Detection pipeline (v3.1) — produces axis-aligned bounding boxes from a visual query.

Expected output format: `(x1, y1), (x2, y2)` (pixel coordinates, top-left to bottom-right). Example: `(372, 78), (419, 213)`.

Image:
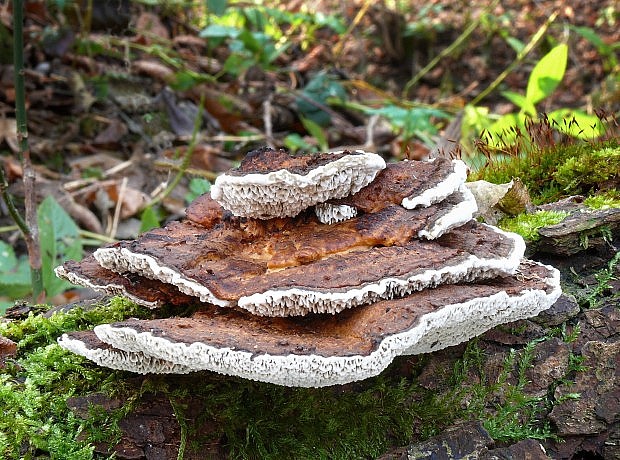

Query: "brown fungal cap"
(210, 148), (386, 219)
(54, 255), (198, 308)
(327, 158), (468, 213)
(227, 147), (355, 176)
(88, 260), (560, 387)
(184, 192), (227, 228)
(93, 217), (524, 316)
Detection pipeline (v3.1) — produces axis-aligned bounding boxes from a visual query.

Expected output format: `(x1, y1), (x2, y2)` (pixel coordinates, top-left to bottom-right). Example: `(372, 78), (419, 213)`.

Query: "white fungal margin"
(54, 265), (161, 309)
(93, 225), (526, 317)
(237, 224), (526, 316)
(92, 261), (561, 387)
(417, 185), (478, 240)
(401, 159), (468, 209)
(93, 247), (232, 307)
(210, 150), (386, 219)
(58, 334), (196, 374)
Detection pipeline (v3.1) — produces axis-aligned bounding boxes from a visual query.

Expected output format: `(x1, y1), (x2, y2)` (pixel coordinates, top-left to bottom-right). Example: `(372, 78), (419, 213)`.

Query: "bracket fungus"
(56, 148), (562, 387)
(210, 147), (386, 219)
(58, 260), (560, 387)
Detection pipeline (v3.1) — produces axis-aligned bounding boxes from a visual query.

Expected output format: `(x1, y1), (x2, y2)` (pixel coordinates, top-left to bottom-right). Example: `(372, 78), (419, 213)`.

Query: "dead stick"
(13, 0), (44, 301)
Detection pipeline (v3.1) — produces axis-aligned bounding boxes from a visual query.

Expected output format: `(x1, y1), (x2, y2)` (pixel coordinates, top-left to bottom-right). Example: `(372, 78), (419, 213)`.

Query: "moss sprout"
(554, 146), (620, 193)
(583, 190), (620, 210)
(498, 210), (570, 241)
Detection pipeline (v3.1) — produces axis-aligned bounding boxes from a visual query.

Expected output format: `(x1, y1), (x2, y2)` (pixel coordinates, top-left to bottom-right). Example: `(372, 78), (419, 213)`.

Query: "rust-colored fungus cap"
(210, 148), (386, 219)
(92, 212), (523, 316)
(54, 256), (198, 309)
(314, 158), (469, 224)
(58, 261), (561, 387)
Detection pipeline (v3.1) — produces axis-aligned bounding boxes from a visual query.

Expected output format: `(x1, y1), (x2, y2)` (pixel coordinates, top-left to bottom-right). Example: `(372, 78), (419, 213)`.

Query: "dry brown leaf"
(135, 12), (170, 41)
(132, 60), (175, 83)
(0, 117), (17, 152)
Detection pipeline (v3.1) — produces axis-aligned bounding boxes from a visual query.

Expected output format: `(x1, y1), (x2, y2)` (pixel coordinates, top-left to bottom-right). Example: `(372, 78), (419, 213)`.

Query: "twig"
(79, 229), (117, 245)
(12, 0), (44, 301)
(402, 1), (499, 98)
(333, 0), (374, 59)
(149, 96), (205, 207)
(108, 176), (127, 239)
(470, 10), (560, 106)
(262, 94), (274, 149)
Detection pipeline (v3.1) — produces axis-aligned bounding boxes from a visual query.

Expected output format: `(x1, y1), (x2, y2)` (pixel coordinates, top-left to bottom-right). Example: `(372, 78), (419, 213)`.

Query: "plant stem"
(150, 96), (205, 207)
(470, 10), (559, 106)
(13, 0), (44, 302)
(402, 3), (495, 99)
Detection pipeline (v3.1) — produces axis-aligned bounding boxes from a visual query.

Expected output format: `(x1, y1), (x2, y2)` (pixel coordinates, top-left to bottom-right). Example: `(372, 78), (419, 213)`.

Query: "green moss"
(583, 190), (620, 210)
(0, 297), (574, 458)
(554, 146), (620, 193)
(0, 298), (150, 459)
(472, 138), (619, 204)
(498, 210), (570, 241)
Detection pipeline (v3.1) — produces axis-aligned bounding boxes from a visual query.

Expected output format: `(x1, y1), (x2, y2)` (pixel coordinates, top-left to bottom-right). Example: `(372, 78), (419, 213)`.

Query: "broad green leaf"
(0, 241), (35, 300)
(283, 133), (316, 153)
(296, 72), (346, 126)
(222, 52), (254, 76)
(139, 206), (161, 234)
(526, 44), (568, 105)
(37, 196), (83, 299)
(0, 261), (30, 286)
(300, 116), (328, 151)
(547, 109), (604, 139)
(184, 178), (211, 205)
(0, 241), (17, 272)
(368, 105), (448, 141)
(486, 113), (523, 147)
(199, 24), (240, 39)
(501, 91), (536, 116)
(207, 0), (228, 16)
(462, 104), (492, 137)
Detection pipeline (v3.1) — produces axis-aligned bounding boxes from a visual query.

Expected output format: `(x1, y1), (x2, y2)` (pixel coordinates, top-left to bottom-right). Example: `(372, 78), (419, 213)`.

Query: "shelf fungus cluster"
(56, 148), (562, 387)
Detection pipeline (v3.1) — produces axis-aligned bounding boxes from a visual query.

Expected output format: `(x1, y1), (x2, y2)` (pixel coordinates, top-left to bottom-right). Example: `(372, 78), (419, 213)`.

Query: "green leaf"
(207, 0), (228, 16)
(569, 25), (617, 69)
(283, 133), (316, 153)
(501, 91), (536, 116)
(185, 178), (211, 204)
(525, 44), (568, 105)
(199, 24), (240, 39)
(368, 105), (448, 142)
(487, 113), (523, 147)
(300, 116), (328, 151)
(37, 196), (83, 298)
(505, 36), (525, 54)
(139, 205), (162, 234)
(296, 72), (346, 126)
(223, 52), (254, 76)
(0, 241), (17, 273)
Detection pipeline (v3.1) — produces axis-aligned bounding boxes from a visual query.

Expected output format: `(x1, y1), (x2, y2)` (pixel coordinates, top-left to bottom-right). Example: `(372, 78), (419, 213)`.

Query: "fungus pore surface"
(210, 148), (386, 219)
(64, 261), (561, 387)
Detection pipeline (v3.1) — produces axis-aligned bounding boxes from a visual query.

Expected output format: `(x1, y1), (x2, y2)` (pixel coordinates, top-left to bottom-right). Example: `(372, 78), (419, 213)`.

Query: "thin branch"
(149, 96), (205, 207)
(402, 8), (488, 99)
(470, 10), (560, 106)
(13, 0), (44, 301)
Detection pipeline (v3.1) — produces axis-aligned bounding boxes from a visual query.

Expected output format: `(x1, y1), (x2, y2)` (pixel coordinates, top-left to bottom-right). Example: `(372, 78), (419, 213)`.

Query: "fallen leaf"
(0, 117), (17, 152)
